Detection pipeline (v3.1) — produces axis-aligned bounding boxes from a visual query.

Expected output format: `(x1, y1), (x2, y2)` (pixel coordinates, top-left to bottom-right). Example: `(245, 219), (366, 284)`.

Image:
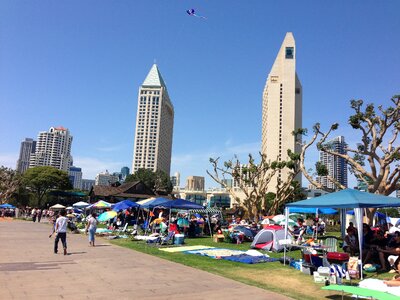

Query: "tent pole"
(206, 210), (213, 238)
(354, 208), (364, 280)
(284, 207), (289, 266)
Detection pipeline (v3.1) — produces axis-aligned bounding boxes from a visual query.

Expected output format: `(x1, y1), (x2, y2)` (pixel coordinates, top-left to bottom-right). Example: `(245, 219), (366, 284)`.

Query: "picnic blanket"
(159, 245), (215, 253)
(186, 248), (245, 258)
(222, 254), (279, 264)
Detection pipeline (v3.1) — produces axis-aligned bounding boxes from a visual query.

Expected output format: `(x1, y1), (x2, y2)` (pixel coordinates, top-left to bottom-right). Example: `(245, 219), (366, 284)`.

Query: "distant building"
(262, 32), (302, 191)
(132, 64), (174, 175)
(316, 136), (348, 191)
(16, 138), (36, 173)
(221, 179), (233, 188)
(95, 170), (119, 186)
(29, 126), (73, 171)
(121, 166), (130, 181)
(81, 179), (95, 191)
(68, 166), (82, 189)
(306, 188), (329, 199)
(171, 172), (180, 189)
(186, 176), (205, 191)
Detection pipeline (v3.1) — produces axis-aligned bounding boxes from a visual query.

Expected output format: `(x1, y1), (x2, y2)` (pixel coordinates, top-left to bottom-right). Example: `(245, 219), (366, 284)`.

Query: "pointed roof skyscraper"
(142, 64), (167, 88)
(132, 64), (174, 176)
(262, 32), (302, 191)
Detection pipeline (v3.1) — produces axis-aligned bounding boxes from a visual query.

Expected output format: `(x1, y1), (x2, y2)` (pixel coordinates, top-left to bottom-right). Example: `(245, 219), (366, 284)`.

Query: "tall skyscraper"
(121, 166), (130, 181)
(316, 136), (348, 191)
(132, 64), (174, 175)
(29, 126), (73, 171)
(262, 32), (302, 188)
(16, 138), (36, 173)
(68, 166), (83, 189)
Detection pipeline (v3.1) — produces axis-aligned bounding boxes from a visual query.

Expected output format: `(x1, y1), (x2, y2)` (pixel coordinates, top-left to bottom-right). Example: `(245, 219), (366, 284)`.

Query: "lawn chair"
(115, 223), (128, 235)
(324, 236), (338, 252)
(147, 231), (175, 247)
(158, 231), (175, 246)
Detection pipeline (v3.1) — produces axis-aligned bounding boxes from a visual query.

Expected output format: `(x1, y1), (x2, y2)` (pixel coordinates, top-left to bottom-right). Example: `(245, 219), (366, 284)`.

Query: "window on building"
(285, 47), (294, 59)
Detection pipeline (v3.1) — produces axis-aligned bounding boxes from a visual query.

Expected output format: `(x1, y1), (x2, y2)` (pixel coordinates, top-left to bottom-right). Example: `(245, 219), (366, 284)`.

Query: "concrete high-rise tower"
(29, 126), (73, 171)
(132, 64), (174, 175)
(316, 136), (348, 191)
(16, 138), (36, 173)
(262, 32), (302, 188)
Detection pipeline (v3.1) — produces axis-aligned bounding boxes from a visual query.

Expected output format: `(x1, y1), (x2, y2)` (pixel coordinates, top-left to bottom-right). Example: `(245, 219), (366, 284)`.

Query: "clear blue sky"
(1, 1), (399, 188)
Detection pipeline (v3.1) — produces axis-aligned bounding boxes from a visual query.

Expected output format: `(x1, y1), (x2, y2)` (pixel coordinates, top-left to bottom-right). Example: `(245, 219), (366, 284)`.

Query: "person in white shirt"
(54, 210), (68, 255)
(86, 213), (98, 247)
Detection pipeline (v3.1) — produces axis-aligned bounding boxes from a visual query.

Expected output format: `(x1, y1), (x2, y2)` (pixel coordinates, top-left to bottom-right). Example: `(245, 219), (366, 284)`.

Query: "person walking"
(54, 210), (68, 255)
(37, 209), (42, 223)
(86, 213), (98, 247)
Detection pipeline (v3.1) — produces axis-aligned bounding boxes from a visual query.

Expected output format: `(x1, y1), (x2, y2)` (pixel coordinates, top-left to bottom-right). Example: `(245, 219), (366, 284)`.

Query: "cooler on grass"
(174, 234), (185, 245)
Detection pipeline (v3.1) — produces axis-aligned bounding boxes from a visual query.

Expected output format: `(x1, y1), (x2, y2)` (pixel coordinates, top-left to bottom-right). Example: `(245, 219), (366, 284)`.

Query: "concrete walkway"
(0, 220), (290, 300)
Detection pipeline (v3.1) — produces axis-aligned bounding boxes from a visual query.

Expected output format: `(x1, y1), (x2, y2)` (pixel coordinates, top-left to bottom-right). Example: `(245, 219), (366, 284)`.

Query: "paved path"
(0, 220), (290, 300)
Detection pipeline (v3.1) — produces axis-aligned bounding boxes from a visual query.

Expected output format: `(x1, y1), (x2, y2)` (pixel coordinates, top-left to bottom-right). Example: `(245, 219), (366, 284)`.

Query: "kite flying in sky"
(186, 9), (207, 19)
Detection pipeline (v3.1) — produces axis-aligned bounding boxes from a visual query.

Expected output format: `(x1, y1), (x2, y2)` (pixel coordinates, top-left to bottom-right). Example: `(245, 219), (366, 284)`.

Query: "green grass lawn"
(109, 232), (394, 300)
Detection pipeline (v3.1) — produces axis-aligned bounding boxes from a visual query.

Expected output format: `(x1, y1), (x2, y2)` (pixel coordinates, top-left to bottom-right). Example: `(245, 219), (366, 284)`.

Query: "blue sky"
(1, 1), (399, 188)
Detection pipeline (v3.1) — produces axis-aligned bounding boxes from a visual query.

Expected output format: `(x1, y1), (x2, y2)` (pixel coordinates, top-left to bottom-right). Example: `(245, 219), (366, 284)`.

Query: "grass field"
(109, 234), (392, 300)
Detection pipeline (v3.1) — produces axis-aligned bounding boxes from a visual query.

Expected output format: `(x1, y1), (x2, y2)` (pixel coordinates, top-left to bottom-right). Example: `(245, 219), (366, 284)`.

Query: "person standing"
(86, 213), (98, 247)
(37, 209), (42, 223)
(54, 210), (68, 255)
(31, 208), (37, 222)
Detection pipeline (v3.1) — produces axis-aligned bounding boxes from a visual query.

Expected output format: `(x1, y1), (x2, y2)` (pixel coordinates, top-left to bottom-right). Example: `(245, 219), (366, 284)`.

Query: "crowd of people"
(341, 222), (400, 273)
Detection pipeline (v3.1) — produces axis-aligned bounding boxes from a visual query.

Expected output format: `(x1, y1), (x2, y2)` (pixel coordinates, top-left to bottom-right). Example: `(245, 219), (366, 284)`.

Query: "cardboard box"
(213, 234), (224, 243)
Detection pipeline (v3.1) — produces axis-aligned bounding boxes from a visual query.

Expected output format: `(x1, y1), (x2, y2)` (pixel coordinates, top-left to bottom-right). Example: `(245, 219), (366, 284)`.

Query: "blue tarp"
(157, 198), (203, 210)
(286, 189), (400, 209)
(0, 203), (16, 209)
(222, 255), (279, 264)
(288, 207), (338, 214)
(112, 200), (140, 211)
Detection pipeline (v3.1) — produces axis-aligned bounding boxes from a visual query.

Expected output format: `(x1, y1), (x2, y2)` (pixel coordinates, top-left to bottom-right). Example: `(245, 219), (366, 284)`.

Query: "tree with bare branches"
(207, 150), (301, 219)
(294, 95), (400, 223)
(0, 166), (21, 204)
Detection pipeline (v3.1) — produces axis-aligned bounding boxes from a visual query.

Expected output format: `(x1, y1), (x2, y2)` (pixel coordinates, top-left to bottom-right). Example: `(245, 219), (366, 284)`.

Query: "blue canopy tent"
(284, 189), (400, 279)
(112, 200), (140, 212)
(0, 203), (16, 209)
(156, 198), (204, 210)
(288, 207), (338, 215)
(140, 197), (171, 209)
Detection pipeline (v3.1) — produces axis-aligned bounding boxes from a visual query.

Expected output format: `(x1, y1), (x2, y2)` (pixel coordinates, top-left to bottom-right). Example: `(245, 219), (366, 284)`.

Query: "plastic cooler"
(327, 252), (349, 264)
(174, 234), (185, 245)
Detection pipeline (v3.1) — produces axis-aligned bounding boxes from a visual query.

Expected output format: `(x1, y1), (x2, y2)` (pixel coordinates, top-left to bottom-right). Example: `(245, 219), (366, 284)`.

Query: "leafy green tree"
(22, 166), (72, 207)
(125, 168), (172, 194)
(0, 166), (21, 204)
(294, 95), (400, 223)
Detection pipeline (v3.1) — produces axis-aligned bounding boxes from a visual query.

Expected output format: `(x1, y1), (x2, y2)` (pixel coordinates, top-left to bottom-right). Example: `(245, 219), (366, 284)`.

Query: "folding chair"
(150, 231), (175, 247)
(324, 236), (338, 253)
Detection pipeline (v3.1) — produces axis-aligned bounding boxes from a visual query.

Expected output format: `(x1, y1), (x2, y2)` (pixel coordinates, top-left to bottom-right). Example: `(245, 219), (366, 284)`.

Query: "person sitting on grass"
(376, 231), (400, 272)
(363, 229), (387, 264)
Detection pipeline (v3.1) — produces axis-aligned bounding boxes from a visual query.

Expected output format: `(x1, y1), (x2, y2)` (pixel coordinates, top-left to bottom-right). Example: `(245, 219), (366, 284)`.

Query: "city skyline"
(1, 1), (399, 189)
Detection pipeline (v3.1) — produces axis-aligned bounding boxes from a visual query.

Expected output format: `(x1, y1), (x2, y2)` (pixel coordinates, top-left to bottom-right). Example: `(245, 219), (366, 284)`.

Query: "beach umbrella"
(50, 204), (66, 209)
(277, 218), (297, 227)
(98, 210), (117, 222)
(91, 200), (111, 208)
(66, 206), (74, 210)
(73, 201), (90, 208)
